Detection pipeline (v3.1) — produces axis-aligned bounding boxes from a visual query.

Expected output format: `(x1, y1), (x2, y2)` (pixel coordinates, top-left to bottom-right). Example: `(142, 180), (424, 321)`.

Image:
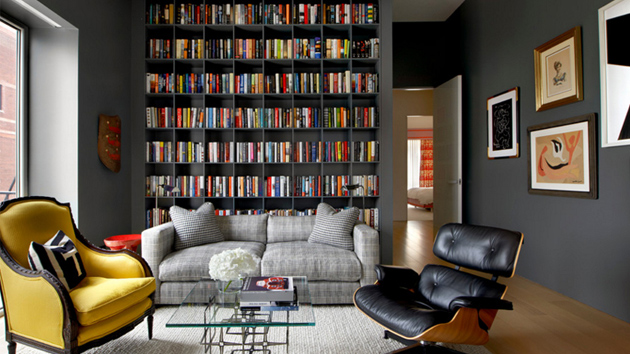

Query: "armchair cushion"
(28, 230), (86, 290)
(262, 241), (361, 281)
(308, 203), (359, 250)
(354, 284), (455, 338)
(70, 276), (155, 326)
(169, 202), (224, 250)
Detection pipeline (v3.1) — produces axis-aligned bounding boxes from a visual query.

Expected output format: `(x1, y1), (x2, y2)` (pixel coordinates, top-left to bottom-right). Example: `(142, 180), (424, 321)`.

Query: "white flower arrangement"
(208, 248), (260, 283)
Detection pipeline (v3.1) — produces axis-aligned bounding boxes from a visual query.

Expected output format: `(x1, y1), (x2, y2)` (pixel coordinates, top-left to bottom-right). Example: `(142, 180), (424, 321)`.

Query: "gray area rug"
(14, 306), (491, 354)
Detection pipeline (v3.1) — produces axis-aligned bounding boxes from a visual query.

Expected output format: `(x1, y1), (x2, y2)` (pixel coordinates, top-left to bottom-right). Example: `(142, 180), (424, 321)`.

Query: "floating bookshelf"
(144, 1), (381, 230)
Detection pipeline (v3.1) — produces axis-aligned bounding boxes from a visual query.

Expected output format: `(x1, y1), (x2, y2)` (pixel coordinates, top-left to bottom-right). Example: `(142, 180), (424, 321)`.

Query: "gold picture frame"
(534, 27), (583, 112)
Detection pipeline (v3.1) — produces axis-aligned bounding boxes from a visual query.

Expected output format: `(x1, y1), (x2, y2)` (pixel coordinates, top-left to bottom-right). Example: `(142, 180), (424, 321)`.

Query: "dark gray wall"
(457, 0), (630, 322)
(393, 20), (462, 88)
(37, 0), (133, 246)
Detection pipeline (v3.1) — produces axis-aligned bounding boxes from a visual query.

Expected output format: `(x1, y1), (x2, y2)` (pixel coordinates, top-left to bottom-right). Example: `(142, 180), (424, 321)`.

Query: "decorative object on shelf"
(208, 248), (260, 293)
(103, 234), (142, 253)
(487, 87), (519, 159)
(599, 0), (630, 147)
(527, 113), (598, 199)
(97, 114), (121, 173)
(534, 27), (583, 112)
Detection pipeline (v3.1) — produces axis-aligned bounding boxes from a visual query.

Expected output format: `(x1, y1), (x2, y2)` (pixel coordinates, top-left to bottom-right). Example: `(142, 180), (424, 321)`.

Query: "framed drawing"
(487, 88), (519, 159)
(534, 27), (583, 112)
(599, 0), (630, 147)
(527, 113), (597, 199)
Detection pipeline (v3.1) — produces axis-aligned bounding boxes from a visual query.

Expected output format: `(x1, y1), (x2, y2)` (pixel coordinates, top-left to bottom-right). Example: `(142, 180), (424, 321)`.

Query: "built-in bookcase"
(144, 1), (382, 229)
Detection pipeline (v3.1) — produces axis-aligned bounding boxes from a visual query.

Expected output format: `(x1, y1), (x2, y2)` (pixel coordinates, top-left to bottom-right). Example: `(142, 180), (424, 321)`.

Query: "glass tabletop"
(166, 276), (315, 328)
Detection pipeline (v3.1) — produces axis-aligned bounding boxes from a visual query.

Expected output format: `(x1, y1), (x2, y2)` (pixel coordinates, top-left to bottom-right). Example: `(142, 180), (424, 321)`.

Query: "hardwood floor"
(393, 219), (630, 354)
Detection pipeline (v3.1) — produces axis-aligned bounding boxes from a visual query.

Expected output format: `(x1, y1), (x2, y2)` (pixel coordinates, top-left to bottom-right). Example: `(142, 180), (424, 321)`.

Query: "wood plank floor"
(393, 219), (630, 354)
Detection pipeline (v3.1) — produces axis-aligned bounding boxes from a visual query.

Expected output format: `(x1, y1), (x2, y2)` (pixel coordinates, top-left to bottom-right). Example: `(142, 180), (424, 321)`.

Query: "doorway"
(407, 115), (434, 223)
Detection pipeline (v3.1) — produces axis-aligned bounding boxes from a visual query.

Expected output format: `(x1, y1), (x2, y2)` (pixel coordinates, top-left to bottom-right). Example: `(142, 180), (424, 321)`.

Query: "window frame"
(0, 14), (28, 199)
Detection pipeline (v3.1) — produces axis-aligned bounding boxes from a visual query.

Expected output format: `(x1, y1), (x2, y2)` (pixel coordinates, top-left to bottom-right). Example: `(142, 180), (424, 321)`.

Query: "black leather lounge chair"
(354, 223), (524, 353)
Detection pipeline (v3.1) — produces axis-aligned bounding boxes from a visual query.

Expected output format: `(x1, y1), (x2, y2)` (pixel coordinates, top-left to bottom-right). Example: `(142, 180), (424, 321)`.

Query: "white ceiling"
(393, 0), (465, 22)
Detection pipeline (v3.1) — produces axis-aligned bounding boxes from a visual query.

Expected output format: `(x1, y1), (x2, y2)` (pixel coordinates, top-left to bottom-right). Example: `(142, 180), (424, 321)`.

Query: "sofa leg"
(147, 315), (153, 339)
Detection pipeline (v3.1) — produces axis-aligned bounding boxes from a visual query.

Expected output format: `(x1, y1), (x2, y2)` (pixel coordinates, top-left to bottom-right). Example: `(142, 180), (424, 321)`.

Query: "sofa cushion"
(216, 214), (268, 243)
(169, 203), (224, 250)
(70, 276), (155, 326)
(267, 215), (316, 243)
(28, 230), (86, 290)
(262, 241), (361, 282)
(159, 241), (265, 282)
(308, 203), (360, 250)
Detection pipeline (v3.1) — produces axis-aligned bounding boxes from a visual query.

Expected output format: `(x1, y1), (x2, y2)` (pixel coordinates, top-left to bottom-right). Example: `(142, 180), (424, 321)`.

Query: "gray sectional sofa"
(141, 214), (380, 305)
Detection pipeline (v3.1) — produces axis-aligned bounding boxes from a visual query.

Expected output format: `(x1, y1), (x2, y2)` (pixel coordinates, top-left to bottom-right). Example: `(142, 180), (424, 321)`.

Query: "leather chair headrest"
(433, 223), (523, 278)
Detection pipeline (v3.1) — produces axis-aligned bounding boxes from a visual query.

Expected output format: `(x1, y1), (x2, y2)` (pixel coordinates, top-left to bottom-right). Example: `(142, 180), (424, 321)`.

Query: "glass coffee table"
(166, 276), (315, 353)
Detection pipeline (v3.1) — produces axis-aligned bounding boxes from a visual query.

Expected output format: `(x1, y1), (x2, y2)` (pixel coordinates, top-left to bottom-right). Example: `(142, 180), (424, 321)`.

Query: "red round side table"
(104, 234), (142, 252)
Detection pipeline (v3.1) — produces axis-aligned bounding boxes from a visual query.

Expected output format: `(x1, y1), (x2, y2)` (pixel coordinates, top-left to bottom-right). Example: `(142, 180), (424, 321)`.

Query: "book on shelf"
(241, 276), (296, 302)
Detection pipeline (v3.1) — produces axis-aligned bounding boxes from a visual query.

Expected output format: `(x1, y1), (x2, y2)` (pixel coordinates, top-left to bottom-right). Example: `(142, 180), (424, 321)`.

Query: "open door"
(432, 76), (462, 235)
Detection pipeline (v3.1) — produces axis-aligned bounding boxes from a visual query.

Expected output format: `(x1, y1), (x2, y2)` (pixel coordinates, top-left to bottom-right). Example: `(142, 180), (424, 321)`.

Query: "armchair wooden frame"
(0, 196), (155, 354)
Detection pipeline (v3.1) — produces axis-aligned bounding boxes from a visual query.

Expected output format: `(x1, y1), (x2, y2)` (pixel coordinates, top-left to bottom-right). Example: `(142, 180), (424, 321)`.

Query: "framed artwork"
(534, 27), (583, 112)
(527, 113), (597, 199)
(599, 0), (630, 147)
(487, 87), (519, 159)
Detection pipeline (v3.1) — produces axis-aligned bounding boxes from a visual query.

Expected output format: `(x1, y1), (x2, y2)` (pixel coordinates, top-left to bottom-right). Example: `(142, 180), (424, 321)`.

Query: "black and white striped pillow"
(28, 230), (87, 290)
(170, 202), (224, 250)
(308, 203), (359, 250)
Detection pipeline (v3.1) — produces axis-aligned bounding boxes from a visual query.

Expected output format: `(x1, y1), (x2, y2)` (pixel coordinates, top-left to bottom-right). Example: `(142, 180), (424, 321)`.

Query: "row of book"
(148, 140), (379, 163)
(175, 141), (205, 163)
(294, 174), (379, 197)
(146, 174), (379, 197)
(146, 3), (378, 26)
(323, 72), (378, 94)
(148, 37), (378, 60)
(174, 38), (204, 59)
(145, 206), (378, 229)
(146, 106), (379, 129)
(146, 71), (378, 94)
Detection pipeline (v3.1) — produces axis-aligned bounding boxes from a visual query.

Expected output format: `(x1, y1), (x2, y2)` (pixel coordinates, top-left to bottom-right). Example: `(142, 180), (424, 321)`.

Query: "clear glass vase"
(217, 279), (243, 294)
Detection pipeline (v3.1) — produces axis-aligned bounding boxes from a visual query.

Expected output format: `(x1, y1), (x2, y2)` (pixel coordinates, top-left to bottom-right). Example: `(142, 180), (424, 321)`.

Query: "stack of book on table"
(240, 276), (297, 311)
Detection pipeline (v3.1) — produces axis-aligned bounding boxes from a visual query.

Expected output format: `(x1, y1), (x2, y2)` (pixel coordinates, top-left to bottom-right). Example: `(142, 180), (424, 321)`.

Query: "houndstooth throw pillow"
(308, 203), (359, 250)
(169, 202), (224, 250)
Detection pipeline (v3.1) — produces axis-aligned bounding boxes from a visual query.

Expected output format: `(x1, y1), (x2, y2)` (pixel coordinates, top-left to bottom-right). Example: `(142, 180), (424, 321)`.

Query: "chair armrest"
(449, 296), (513, 311)
(77, 243), (152, 279)
(353, 223), (380, 286)
(141, 222), (175, 291)
(0, 247), (75, 348)
(374, 264), (419, 290)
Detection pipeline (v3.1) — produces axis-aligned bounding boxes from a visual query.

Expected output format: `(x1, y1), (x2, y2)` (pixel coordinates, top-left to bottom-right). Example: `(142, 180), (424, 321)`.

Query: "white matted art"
(599, 0), (630, 147)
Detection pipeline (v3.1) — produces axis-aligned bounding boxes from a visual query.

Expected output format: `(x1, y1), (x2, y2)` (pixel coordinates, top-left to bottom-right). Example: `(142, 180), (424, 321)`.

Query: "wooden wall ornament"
(98, 114), (121, 173)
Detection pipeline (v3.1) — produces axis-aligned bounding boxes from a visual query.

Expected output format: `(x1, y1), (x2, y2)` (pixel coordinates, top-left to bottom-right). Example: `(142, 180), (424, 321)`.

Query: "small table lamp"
(155, 184), (180, 208)
(342, 184), (365, 223)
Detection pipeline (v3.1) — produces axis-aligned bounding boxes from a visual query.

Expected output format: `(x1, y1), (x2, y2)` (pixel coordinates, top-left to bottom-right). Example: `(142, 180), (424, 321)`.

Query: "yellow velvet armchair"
(0, 197), (155, 354)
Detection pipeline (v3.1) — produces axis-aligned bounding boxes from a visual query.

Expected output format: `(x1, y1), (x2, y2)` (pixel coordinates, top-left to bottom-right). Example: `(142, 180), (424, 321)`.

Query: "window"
(0, 17), (26, 201)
